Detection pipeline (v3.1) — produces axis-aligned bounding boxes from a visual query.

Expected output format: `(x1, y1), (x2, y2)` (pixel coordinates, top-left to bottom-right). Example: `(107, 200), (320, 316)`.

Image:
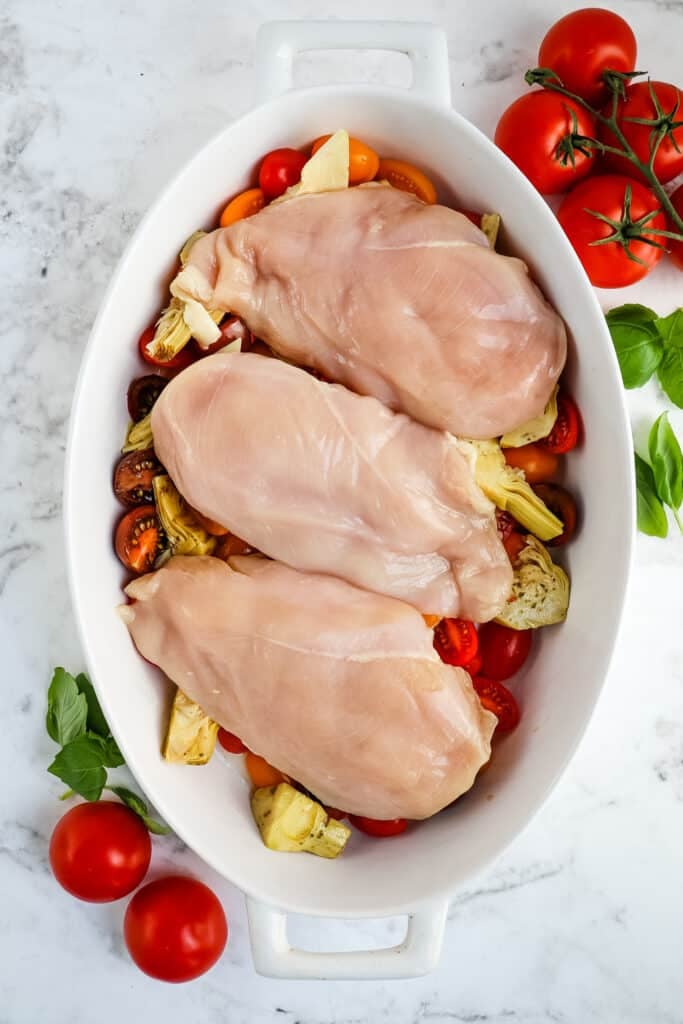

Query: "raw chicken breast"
(151, 352), (512, 620)
(122, 555), (496, 819)
(184, 185), (566, 438)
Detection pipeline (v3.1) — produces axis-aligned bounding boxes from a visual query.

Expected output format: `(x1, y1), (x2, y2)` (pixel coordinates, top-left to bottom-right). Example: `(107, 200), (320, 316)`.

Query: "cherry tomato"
(504, 443), (559, 483)
(463, 650), (483, 678)
(311, 134), (380, 184)
(115, 505), (163, 574)
(669, 184), (683, 269)
(348, 816), (408, 837)
(496, 511), (527, 562)
(433, 618), (479, 667)
(376, 158), (437, 204)
(138, 325), (196, 371)
(422, 614), (441, 628)
(478, 622), (533, 681)
(532, 484), (578, 546)
(324, 807), (346, 820)
(495, 92), (596, 195)
(218, 728), (247, 754)
(503, 531), (528, 563)
(259, 148), (307, 200)
(245, 752), (285, 788)
(49, 802), (151, 903)
(538, 8), (637, 104)
(201, 316), (252, 356)
(557, 174), (666, 288)
(113, 449), (161, 507)
(601, 82), (683, 185)
(213, 533), (253, 560)
(127, 374), (168, 422)
(124, 875), (228, 982)
(457, 209), (483, 227)
(541, 393), (582, 454)
(219, 187), (265, 228)
(472, 676), (520, 732)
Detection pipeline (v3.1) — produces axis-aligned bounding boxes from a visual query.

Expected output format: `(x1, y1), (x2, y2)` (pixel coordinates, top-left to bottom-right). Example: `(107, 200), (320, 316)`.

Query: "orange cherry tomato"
(188, 506), (230, 537)
(376, 158), (437, 204)
(213, 533), (252, 560)
(245, 752), (285, 788)
(433, 618), (479, 667)
(311, 134), (380, 184)
(114, 505), (163, 575)
(504, 443), (559, 483)
(219, 188), (265, 228)
(422, 614), (441, 628)
(473, 676), (520, 732)
(218, 729), (247, 754)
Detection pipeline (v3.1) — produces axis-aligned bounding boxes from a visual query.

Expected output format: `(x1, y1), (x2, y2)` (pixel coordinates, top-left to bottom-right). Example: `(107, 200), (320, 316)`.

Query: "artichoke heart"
(153, 474), (216, 556)
(276, 129), (350, 203)
(500, 387), (559, 448)
(480, 212), (501, 249)
(145, 296), (224, 362)
(179, 230), (206, 266)
(470, 439), (563, 541)
(252, 783), (351, 858)
(162, 687), (219, 764)
(495, 536), (570, 630)
(122, 412), (153, 454)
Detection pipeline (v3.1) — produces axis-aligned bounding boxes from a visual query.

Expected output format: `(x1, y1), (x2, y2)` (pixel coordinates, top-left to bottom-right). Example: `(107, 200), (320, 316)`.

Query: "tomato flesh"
(541, 393), (582, 454)
(532, 484), (578, 546)
(473, 677), (520, 732)
(504, 443), (559, 483)
(376, 158), (437, 204)
(538, 8), (637, 104)
(201, 316), (252, 356)
(348, 815), (408, 837)
(219, 187), (265, 228)
(311, 134), (380, 184)
(478, 622), (532, 681)
(245, 752), (285, 788)
(114, 449), (161, 507)
(127, 374), (168, 422)
(115, 505), (163, 574)
(138, 325), (196, 371)
(218, 729), (247, 754)
(433, 618), (479, 667)
(463, 650), (483, 678)
(259, 148), (307, 200)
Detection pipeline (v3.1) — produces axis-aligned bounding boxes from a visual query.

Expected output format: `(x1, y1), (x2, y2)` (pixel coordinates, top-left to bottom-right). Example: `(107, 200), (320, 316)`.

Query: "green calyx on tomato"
(601, 81), (683, 185)
(583, 181), (665, 267)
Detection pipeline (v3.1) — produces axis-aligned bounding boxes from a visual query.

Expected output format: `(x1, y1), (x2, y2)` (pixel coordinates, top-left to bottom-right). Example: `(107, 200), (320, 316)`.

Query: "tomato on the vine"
(478, 622), (532, 681)
(259, 148), (307, 200)
(433, 618), (479, 667)
(541, 393), (582, 454)
(348, 815), (408, 837)
(601, 82), (683, 185)
(557, 175), (666, 287)
(494, 92), (596, 195)
(669, 184), (683, 269)
(472, 677), (520, 732)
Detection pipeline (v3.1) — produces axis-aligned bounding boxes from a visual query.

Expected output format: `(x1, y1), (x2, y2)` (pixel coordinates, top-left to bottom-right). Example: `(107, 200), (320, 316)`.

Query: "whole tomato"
(600, 81), (683, 185)
(537, 8), (637, 104)
(495, 92), (596, 194)
(258, 148), (307, 200)
(668, 184), (683, 269)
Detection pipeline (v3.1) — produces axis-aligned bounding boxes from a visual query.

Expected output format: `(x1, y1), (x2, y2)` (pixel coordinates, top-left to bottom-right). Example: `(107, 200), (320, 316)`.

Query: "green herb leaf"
(655, 309), (683, 346)
(108, 785), (172, 835)
(648, 413), (683, 530)
(101, 734), (125, 768)
(635, 453), (668, 537)
(655, 310), (683, 408)
(48, 736), (108, 801)
(606, 304), (663, 389)
(46, 668), (88, 747)
(75, 673), (110, 738)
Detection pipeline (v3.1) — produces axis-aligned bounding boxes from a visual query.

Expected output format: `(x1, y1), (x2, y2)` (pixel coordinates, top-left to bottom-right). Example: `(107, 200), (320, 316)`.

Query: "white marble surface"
(2, 0), (683, 1019)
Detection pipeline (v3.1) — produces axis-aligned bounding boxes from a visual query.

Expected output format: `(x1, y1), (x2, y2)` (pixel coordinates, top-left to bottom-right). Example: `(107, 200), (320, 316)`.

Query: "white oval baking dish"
(64, 20), (634, 980)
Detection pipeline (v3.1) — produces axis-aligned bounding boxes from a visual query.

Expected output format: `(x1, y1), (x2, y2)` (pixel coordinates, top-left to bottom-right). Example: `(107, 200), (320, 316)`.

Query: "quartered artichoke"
(152, 474), (216, 557)
(495, 535), (570, 630)
(480, 212), (501, 249)
(162, 687), (219, 764)
(469, 439), (563, 541)
(251, 783), (351, 859)
(500, 386), (559, 448)
(122, 412), (153, 454)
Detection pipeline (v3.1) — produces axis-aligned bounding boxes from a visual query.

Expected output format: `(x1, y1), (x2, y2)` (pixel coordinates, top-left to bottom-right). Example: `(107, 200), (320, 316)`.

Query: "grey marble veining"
(2, 1), (683, 1021)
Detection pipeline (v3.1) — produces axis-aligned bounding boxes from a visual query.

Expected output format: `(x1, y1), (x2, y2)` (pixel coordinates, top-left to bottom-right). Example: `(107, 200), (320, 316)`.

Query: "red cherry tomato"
(532, 484), (578, 546)
(541, 393), (582, 454)
(669, 184), (683, 269)
(433, 618), (479, 667)
(324, 807), (346, 820)
(478, 622), (533, 681)
(114, 505), (163, 574)
(557, 175), (666, 288)
(138, 325), (196, 371)
(538, 8), (637, 104)
(495, 92), (596, 195)
(601, 82), (683, 185)
(201, 316), (252, 356)
(463, 650), (483, 677)
(348, 816), (408, 837)
(124, 875), (228, 982)
(504, 443), (559, 483)
(503, 531), (528, 563)
(473, 677), (520, 732)
(258, 148), (307, 200)
(49, 802), (151, 903)
(217, 728), (247, 754)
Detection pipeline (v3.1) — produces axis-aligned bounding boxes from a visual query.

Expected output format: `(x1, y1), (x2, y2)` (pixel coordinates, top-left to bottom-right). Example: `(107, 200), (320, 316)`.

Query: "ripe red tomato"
(217, 728), (247, 754)
(463, 650), (483, 677)
(49, 802), (151, 903)
(503, 443), (559, 483)
(601, 82), (683, 186)
(541, 393), (582, 454)
(114, 505), (163, 574)
(669, 184), (683, 269)
(258, 148), (307, 200)
(201, 316), (252, 356)
(557, 175), (666, 287)
(503, 531), (527, 563)
(348, 816), (408, 837)
(532, 484), (578, 546)
(538, 8), (637, 104)
(478, 622), (533, 681)
(138, 326), (196, 371)
(495, 92), (596, 195)
(124, 876), (228, 982)
(433, 618), (479, 667)
(472, 677), (520, 732)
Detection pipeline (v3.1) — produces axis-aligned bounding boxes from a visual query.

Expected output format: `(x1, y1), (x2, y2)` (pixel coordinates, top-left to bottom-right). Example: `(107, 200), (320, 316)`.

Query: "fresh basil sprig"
(607, 304), (683, 407)
(635, 453), (668, 538)
(46, 668), (169, 834)
(634, 416), (683, 537)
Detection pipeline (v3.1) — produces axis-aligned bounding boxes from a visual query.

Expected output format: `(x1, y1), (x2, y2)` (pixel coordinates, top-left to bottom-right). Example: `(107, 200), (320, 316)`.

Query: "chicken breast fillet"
(151, 352), (512, 620)
(184, 185), (567, 439)
(122, 555), (496, 819)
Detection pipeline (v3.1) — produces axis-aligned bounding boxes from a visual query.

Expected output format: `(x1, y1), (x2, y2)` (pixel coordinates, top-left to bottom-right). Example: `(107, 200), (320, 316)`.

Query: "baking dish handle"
(246, 897), (448, 979)
(255, 20), (451, 108)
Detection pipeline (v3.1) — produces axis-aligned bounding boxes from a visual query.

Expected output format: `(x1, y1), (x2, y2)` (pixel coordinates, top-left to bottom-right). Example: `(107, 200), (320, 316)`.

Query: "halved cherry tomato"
(463, 650), (483, 678)
(669, 184), (683, 269)
(541, 393), (582, 454)
(259, 149), (307, 200)
(422, 614), (441, 628)
(324, 807), (346, 820)
(138, 325), (197, 371)
(348, 815), (408, 837)
(478, 622), (532, 681)
(201, 316), (252, 356)
(495, 510), (519, 543)
(245, 752), (285, 788)
(213, 533), (252, 560)
(503, 531), (528, 563)
(114, 449), (161, 507)
(472, 677), (520, 732)
(115, 505), (163, 574)
(504, 443), (559, 483)
(219, 187), (265, 228)
(218, 729), (247, 754)
(376, 158), (437, 204)
(457, 209), (483, 226)
(127, 374), (168, 422)
(532, 484), (578, 546)
(188, 505), (230, 537)
(433, 618), (479, 667)
(311, 134), (380, 184)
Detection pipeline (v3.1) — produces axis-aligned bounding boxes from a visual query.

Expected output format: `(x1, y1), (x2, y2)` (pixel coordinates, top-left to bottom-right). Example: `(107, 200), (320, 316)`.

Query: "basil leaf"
(655, 308), (683, 346)
(46, 668), (88, 747)
(606, 305), (663, 389)
(657, 346), (683, 408)
(48, 736), (108, 802)
(635, 453), (668, 537)
(101, 734), (125, 768)
(648, 413), (683, 511)
(75, 673), (110, 739)
(108, 785), (172, 835)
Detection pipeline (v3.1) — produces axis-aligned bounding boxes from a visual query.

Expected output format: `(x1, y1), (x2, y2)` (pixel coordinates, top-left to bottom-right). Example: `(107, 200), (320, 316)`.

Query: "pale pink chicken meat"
(122, 555), (496, 819)
(184, 185), (567, 439)
(151, 352), (512, 620)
